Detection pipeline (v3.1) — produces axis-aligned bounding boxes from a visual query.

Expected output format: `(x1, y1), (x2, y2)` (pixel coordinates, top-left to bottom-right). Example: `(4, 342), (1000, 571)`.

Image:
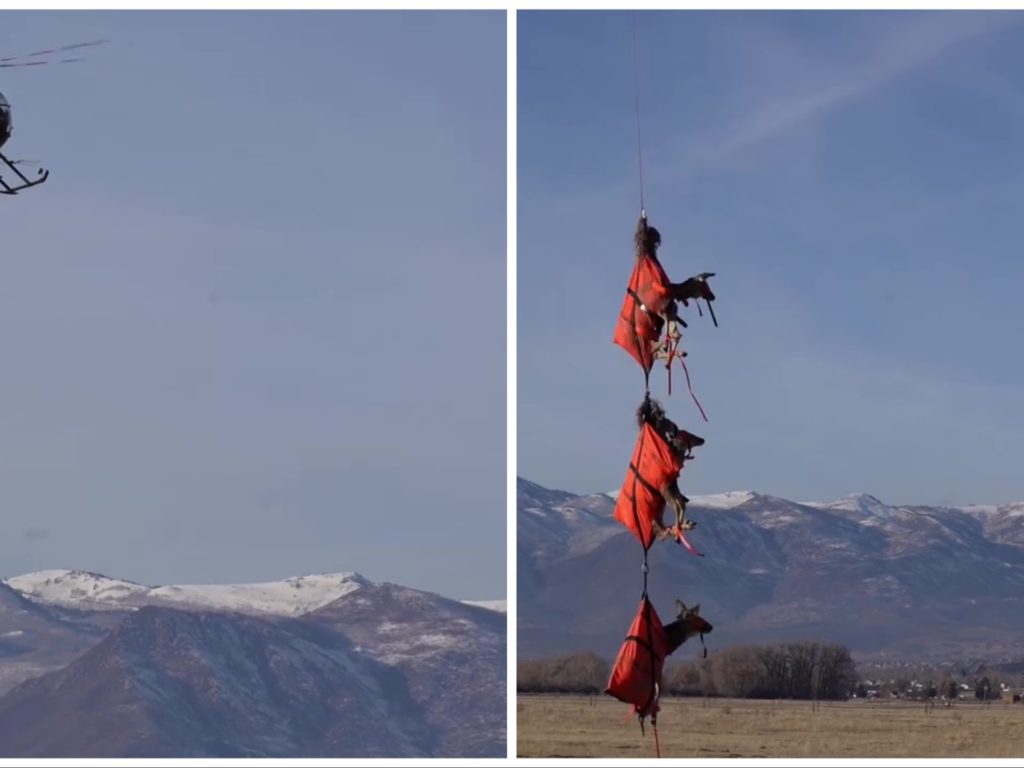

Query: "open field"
(518, 694), (1024, 758)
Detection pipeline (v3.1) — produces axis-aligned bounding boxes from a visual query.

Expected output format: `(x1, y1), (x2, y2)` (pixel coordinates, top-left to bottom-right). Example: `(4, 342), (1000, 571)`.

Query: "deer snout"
(679, 431), (705, 448)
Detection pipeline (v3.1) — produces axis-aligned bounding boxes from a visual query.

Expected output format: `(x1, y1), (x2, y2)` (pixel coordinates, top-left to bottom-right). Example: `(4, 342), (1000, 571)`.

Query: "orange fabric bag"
(613, 253), (672, 374)
(614, 423), (683, 550)
(605, 597), (669, 719)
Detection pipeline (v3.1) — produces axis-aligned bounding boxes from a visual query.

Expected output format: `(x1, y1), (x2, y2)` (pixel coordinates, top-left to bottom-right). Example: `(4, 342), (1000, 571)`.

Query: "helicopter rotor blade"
(0, 58), (86, 69)
(0, 39), (108, 66)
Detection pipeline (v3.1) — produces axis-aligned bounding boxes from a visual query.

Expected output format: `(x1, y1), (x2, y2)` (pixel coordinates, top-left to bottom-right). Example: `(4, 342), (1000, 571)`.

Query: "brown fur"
(671, 274), (716, 305)
(664, 599), (713, 655)
(634, 215), (662, 259)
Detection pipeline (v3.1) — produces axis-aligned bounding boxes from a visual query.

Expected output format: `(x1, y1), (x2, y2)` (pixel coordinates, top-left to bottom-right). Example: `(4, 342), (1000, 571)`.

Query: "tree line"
(518, 640), (858, 700)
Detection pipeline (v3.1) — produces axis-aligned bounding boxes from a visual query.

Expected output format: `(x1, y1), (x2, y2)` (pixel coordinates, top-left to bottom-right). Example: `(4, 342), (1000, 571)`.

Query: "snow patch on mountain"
(960, 504), (1001, 516)
(4, 569), (507, 623)
(3, 569), (148, 610)
(147, 572), (369, 616)
(962, 502), (1024, 518)
(461, 600), (506, 613)
(809, 493), (897, 517)
(690, 490), (758, 509)
(3, 569), (371, 616)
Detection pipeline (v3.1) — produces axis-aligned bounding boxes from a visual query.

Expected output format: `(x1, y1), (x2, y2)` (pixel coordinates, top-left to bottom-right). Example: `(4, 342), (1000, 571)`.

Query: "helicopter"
(0, 91), (49, 194)
(1, 39), (107, 195)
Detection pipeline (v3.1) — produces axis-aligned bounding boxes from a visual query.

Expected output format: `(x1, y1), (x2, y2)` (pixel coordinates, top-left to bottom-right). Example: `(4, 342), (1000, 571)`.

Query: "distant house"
(1002, 691), (1022, 704)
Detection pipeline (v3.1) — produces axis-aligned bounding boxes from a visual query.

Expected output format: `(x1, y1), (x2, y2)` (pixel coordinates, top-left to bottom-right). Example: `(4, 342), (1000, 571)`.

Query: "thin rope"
(642, 550), (649, 598)
(631, 11), (646, 216)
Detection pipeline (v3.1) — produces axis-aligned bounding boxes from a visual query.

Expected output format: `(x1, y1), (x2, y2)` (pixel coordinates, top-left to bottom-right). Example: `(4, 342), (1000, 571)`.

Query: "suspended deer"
(635, 395), (705, 542)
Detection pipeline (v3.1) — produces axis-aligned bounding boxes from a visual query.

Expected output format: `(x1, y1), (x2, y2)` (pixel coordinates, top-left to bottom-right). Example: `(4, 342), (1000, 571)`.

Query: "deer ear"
(691, 603), (701, 615)
(675, 599), (687, 615)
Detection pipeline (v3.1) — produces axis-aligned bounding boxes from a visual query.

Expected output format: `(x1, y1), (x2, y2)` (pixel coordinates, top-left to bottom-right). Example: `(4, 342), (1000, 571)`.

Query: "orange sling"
(614, 422), (683, 550)
(605, 597), (669, 720)
(613, 252), (672, 376)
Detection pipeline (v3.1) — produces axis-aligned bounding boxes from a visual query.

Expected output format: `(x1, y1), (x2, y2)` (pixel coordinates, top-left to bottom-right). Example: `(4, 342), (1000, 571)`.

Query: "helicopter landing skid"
(0, 152), (49, 195)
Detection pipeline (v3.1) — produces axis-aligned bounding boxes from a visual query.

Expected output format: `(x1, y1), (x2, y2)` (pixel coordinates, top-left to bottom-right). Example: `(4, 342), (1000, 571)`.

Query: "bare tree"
(517, 652), (609, 694)
(756, 645), (788, 697)
(785, 641), (819, 700)
(711, 645), (769, 698)
(815, 643), (856, 700)
(664, 660), (703, 696)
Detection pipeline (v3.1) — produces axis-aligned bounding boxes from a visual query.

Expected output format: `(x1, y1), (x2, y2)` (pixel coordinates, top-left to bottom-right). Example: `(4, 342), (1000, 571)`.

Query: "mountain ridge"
(517, 477), (1024, 662)
(0, 571), (506, 757)
(2, 568), (504, 617)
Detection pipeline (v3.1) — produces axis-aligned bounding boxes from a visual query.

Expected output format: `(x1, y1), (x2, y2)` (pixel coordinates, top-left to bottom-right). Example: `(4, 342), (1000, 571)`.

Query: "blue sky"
(0, 11), (505, 598)
(519, 10), (1024, 507)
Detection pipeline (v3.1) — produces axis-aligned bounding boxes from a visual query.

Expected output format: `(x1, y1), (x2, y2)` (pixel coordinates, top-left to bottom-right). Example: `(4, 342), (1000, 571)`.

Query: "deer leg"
(651, 491), (680, 541)
(664, 482), (696, 532)
(657, 526), (675, 541)
(654, 319), (685, 365)
(651, 515), (675, 541)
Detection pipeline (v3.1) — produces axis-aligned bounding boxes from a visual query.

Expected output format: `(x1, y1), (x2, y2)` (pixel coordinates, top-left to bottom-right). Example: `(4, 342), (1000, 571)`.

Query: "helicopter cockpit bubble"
(0, 92), (10, 149)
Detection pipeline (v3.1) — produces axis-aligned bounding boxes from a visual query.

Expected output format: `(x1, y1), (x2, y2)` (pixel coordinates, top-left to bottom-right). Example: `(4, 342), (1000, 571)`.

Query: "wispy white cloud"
(694, 12), (1020, 166)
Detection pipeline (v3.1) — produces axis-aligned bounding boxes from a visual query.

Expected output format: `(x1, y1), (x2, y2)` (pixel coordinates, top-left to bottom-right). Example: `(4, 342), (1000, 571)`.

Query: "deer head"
(664, 599), (713, 655)
(691, 272), (716, 302)
(671, 428), (705, 460)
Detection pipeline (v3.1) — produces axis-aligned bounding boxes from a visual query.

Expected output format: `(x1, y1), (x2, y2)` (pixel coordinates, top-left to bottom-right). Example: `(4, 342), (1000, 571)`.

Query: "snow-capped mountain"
(3, 569), (149, 610)
(2, 569), (507, 619)
(518, 477), (1024, 662)
(0, 571), (506, 757)
(3, 570), (371, 616)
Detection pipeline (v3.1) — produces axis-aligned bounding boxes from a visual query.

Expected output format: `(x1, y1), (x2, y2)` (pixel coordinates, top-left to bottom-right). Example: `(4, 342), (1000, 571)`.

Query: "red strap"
(676, 527), (705, 557)
(653, 719), (661, 758)
(679, 356), (708, 423)
(662, 334), (709, 423)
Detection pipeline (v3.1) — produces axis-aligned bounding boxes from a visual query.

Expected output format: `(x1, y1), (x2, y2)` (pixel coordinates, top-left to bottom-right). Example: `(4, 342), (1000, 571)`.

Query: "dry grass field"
(518, 694), (1024, 758)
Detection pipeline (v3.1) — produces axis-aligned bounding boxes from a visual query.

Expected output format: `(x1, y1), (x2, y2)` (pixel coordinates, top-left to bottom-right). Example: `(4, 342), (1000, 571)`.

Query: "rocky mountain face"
(0, 582), (109, 696)
(0, 572), (504, 757)
(518, 478), (1024, 662)
(309, 583), (506, 757)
